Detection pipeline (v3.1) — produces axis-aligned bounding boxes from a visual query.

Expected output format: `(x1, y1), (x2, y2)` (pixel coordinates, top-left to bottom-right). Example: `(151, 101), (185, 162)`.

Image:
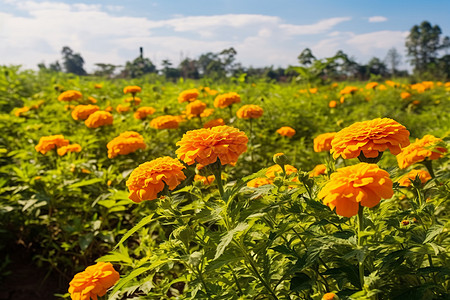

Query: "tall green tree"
(61, 46), (87, 75)
(384, 47), (402, 76)
(405, 21), (450, 73)
(122, 47), (157, 78)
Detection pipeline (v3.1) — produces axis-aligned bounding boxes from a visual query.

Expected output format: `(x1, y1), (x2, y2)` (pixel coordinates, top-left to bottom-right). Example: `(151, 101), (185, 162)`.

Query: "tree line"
(38, 21), (450, 81)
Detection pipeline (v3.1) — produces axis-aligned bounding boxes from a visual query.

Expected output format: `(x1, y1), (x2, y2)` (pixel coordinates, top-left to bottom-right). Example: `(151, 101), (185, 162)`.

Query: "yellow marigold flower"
(400, 92), (411, 99)
(116, 104), (130, 113)
(328, 100), (337, 108)
(186, 100), (207, 117)
(123, 85), (142, 95)
(339, 96), (345, 104)
(58, 90), (82, 102)
(150, 115), (180, 129)
(35, 135), (70, 155)
(71, 105), (100, 121)
(204, 87), (218, 96)
(214, 92), (241, 108)
(309, 88), (318, 94)
(94, 84), (103, 89)
(178, 88), (199, 103)
(236, 104), (264, 119)
(88, 96), (97, 104)
(107, 131), (146, 159)
(194, 174), (215, 185)
(397, 135), (447, 169)
(247, 177), (272, 188)
(322, 292), (339, 300)
(313, 132), (336, 152)
(85, 111), (114, 128)
(134, 106), (156, 120)
(318, 163), (393, 217)
(176, 125), (248, 167)
(14, 106), (30, 117)
(204, 118), (225, 128)
(398, 169), (432, 187)
(68, 262), (120, 300)
(385, 80), (399, 88)
(57, 144), (82, 156)
(331, 118), (410, 160)
(126, 157), (186, 202)
(310, 164), (327, 177)
(200, 108), (214, 118)
(410, 83), (426, 93)
(339, 86), (358, 95)
(125, 97), (142, 105)
(276, 126), (296, 138)
(365, 82), (378, 90)
(105, 106), (113, 112)
(265, 164), (298, 179)
(378, 84), (387, 90)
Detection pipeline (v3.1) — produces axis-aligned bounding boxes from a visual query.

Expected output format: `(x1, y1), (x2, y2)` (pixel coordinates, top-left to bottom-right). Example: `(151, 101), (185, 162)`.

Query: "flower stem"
(357, 205), (365, 290)
(422, 159), (435, 178)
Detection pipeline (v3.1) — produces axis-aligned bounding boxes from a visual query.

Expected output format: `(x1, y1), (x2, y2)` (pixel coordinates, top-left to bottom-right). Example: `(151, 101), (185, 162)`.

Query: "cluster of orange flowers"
(134, 106), (156, 120)
(71, 105), (100, 121)
(398, 169), (432, 187)
(35, 134), (81, 156)
(123, 85), (142, 95)
(107, 131), (146, 159)
(314, 132), (336, 152)
(58, 90), (83, 102)
(150, 115), (180, 129)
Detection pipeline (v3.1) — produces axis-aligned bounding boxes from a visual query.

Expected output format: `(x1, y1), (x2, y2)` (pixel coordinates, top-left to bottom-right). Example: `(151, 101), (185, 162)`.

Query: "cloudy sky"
(1, 0), (449, 72)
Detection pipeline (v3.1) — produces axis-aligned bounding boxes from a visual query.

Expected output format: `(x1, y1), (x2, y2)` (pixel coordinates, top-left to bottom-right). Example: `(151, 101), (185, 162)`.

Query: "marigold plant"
(178, 88), (199, 103)
(58, 90), (82, 102)
(309, 164), (327, 177)
(125, 96), (142, 105)
(116, 104), (130, 113)
(123, 85), (142, 95)
(331, 118), (410, 160)
(276, 126), (296, 138)
(35, 135), (70, 155)
(365, 82), (378, 90)
(14, 106), (30, 117)
(313, 132), (336, 152)
(203, 118), (225, 128)
(213, 92), (241, 108)
(150, 115), (180, 130)
(247, 177), (272, 188)
(185, 100), (207, 117)
(68, 262), (120, 300)
(85, 111), (114, 128)
(126, 157), (186, 202)
(318, 163), (393, 217)
(339, 86), (358, 95)
(57, 144), (82, 156)
(176, 125), (248, 167)
(236, 104), (264, 119)
(396, 135), (447, 169)
(398, 169), (432, 187)
(265, 164), (298, 179)
(134, 106), (156, 120)
(107, 131), (146, 159)
(71, 105), (100, 121)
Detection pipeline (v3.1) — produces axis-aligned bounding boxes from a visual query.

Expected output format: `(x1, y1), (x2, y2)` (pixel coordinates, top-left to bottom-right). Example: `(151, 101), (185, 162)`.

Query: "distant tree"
(61, 46), (87, 75)
(218, 47), (237, 75)
(297, 48), (316, 66)
(405, 21), (450, 73)
(384, 47), (402, 76)
(122, 47), (157, 78)
(161, 59), (181, 81)
(197, 47), (238, 78)
(179, 58), (200, 79)
(367, 57), (388, 77)
(93, 63), (120, 78)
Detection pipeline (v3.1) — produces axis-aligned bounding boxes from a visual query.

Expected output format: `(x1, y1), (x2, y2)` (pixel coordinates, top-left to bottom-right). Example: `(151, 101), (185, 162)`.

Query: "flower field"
(0, 66), (449, 299)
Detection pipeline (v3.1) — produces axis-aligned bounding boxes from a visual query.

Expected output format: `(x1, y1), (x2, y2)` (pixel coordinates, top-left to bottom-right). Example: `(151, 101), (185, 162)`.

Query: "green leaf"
(113, 214), (155, 250)
(68, 178), (103, 189)
(108, 265), (152, 299)
(423, 225), (443, 244)
(79, 233), (94, 251)
(214, 222), (248, 260)
(290, 272), (312, 292)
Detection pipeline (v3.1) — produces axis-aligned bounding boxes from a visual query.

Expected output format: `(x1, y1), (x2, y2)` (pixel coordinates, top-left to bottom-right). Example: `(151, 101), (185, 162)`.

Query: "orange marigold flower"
(214, 92), (241, 108)
(204, 87), (218, 96)
(58, 90), (82, 102)
(365, 82), (378, 90)
(328, 100), (337, 108)
(276, 126), (296, 138)
(88, 96), (97, 104)
(35, 135), (70, 155)
(71, 105), (100, 121)
(385, 80), (399, 88)
(186, 100), (207, 117)
(204, 118), (225, 128)
(107, 131), (146, 159)
(339, 86), (358, 95)
(94, 84), (103, 89)
(116, 104), (130, 113)
(176, 125), (248, 167)
(398, 169), (432, 187)
(313, 132), (336, 152)
(150, 115), (180, 129)
(310, 164), (327, 177)
(126, 157), (186, 202)
(331, 118), (410, 160)
(68, 262), (120, 300)
(322, 292), (339, 300)
(178, 88), (199, 103)
(85, 111), (114, 128)
(57, 144), (82, 156)
(200, 108), (214, 118)
(265, 164), (298, 179)
(400, 92), (411, 99)
(194, 174), (215, 185)
(247, 177), (272, 188)
(14, 106), (30, 117)
(134, 106), (156, 120)
(396, 135), (447, 169)
(309, 88), (318, 94)
(105, 106), (113, 112)
(125, 97), (142, 105)
(318, 163), (393, 217)
(236, 104), (264, 119)
(123, 85), (141, 95)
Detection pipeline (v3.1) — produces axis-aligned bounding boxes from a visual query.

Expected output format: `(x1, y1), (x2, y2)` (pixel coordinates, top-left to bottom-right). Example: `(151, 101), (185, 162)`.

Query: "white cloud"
(368, 16), (388, 23)
(279, 17), (351, 35)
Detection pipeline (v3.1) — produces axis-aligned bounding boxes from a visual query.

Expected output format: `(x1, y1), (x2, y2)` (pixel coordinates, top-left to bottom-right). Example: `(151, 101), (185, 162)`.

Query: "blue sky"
(1, 0), (449, 72)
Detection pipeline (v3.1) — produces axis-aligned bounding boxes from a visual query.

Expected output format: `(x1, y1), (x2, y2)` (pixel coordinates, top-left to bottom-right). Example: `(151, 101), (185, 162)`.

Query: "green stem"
(422, 159), (435, 178)
(357, 205), (365, 290)
(249, 118), (254, 172)
(210, 162), (225, 200)
(228, 265), (244, 296)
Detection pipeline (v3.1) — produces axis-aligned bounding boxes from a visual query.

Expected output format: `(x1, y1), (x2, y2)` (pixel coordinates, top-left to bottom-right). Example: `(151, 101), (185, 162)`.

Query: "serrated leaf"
(68, 178), (103, 189)
(114, 214), (155, 250)
(214, 222), (248, 260)
(423, 225), (443, 244)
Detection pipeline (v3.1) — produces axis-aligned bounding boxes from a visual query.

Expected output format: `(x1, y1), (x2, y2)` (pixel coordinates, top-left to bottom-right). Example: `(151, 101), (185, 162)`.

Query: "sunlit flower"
(265, 164), (298, 179)
(123, 85), (142, 95)
(365, 82), (378, 90)
(105, 106), (113, 112)
(58, 90), (83, 102)
(398, 169), (432, 187)
(68, 262), (120, 300)
(57, 144), (82, 156)
(385, 80), (399, 88)
(318, 163), (393, 217)
(178, 88), (199, 103)
(150, 115), (180, 129)
(309, 164), (327, 177)
(35, 135), (70, 155)
(309, 88), (318, 94)
(328, 100), (337, 108)
(71, 105), (100, 121)
(247, 177), (272, 188)
(236, 104), (264, 119)
(397, 135), (447, 169)
(276, 126), (296, 138)
(107, 131), (146, 159)
(125, 97), (142, 105)
(85, 111), (114, 128)
(322, 292), (339, 300)
(339, 86), (358, 95)
(194, 174), (215, 185)
(176, 125), (248, 167)
(126, 157), (186, 202)
(88, 96), (97, 104)
(94, 84), (103, 89)
(378, 84), (387, 90)
(134, 106), (156, 120)
(186, 100), (207, 117)
(14, 106), (30, 117)
(204, 87), (218, 96)
(214, 92), (241, 108)
(204, 118), (225, 128)
(200, 108), (214, 118)
(313, 132), (336, 152)
(331, 118), (410, 160)
(116, 104), (130, 113)
(400, 92), (411, 99)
